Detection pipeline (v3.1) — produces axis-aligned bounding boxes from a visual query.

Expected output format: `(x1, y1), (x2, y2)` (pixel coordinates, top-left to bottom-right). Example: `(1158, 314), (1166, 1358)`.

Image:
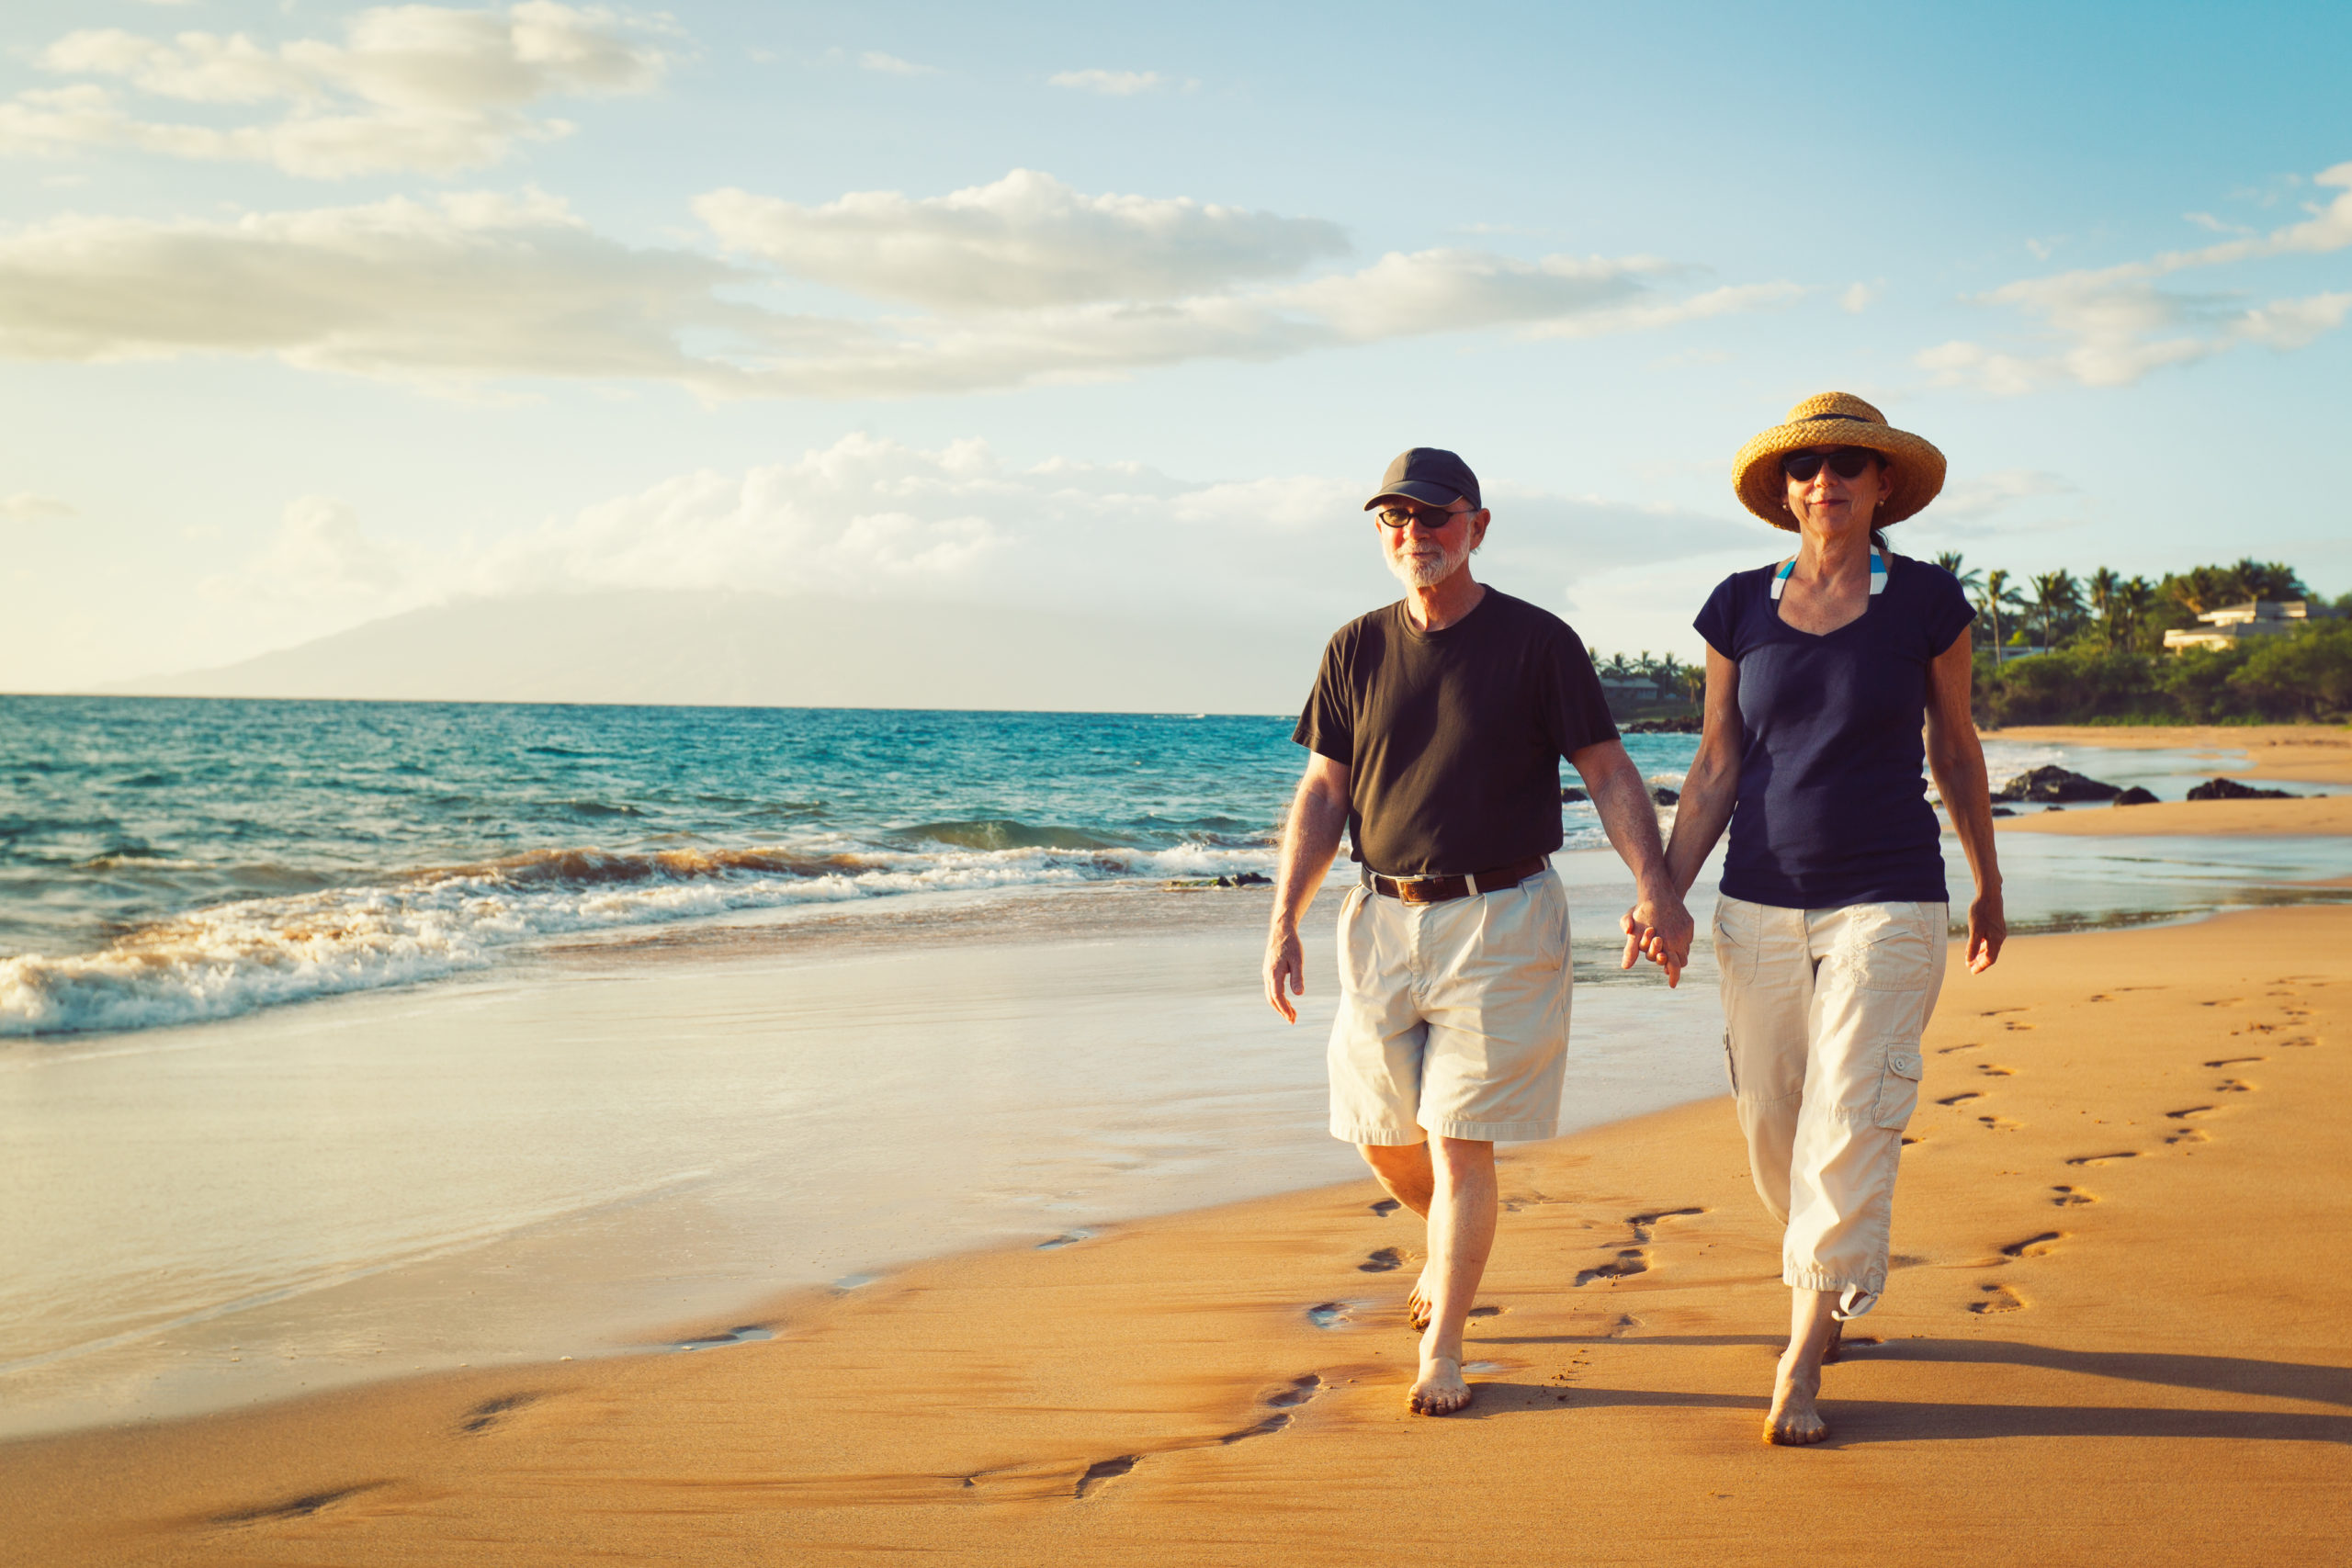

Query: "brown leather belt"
(1362, 855), (1550, 905)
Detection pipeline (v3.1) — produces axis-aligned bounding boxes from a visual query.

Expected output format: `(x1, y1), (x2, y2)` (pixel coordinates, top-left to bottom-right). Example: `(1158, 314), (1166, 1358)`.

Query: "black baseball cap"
(1364, 447), (1480, 512)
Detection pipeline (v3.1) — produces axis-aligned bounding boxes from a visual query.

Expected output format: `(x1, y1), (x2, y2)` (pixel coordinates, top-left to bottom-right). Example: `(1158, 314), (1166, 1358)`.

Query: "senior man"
(1264, 446), (1693, 1416)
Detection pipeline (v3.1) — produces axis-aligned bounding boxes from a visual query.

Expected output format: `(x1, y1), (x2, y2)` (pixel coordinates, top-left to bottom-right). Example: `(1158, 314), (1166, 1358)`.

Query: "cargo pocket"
(1711, 897), (1758, 985)
(1872, 1045), (1925, 1130)
(1849, 905), (1936, 994)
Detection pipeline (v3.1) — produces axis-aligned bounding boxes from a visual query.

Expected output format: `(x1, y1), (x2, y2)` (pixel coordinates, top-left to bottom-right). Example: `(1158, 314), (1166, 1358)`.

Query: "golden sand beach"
(11, 900), (2348, 1567)
(1987, 723), (2352, 787)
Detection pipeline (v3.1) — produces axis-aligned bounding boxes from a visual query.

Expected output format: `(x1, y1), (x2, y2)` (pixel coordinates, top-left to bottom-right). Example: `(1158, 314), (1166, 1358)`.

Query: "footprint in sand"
(2001, 1021), (2038, 1032)
(1938, 1042), (1985, 1055)
(1306, 1303), (1353, 1329)
(1982, 1007), (2029, 1017)
(1977, 1065), (2017, 1077)
(1999, 1232), (2063, 1260)
(1574, 1248), (1648, 1287)
(2050, 1186), (2098, 1206)
(1467, 1304), (1506, 1319)
(2065, 1151), (2139, 1167)
(460, 1393), (539, 1434)
(1968, 1283), (2027, 1314)
(1358, 1247), (1405, 1273)
(2205, 1056), (2265, 1067)
(1370, 1199), (1401, 1216)
(2216, 1077), (2255, 1094)
(1626, 1207), (1704, 1243)
(1978, 1114), (2023, 1132)
(213, 1485), (385, 1526)
(1938, 1091), (1984, 1107)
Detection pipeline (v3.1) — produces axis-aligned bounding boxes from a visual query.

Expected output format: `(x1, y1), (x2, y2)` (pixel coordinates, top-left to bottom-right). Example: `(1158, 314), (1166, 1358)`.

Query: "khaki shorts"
(1327, 868), (1571, 1145)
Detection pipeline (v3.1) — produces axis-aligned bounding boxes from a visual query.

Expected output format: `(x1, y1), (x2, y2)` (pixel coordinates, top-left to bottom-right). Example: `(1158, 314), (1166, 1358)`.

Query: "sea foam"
(0, 837), (1278, 1038)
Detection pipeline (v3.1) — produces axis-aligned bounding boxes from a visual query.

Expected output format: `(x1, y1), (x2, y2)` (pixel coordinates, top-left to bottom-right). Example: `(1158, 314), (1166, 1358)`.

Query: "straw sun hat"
(1732, 391), (1946, 531)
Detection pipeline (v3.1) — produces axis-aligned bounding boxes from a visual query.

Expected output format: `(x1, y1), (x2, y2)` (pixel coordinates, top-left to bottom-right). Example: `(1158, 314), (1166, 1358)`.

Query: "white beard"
(1386, 538), (1466, 591)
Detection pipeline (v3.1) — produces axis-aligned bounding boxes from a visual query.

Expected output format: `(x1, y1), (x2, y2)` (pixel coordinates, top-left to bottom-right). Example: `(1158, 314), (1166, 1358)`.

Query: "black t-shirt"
(1692, 552), (1976, 909)
(1293, 589), (1618, 876)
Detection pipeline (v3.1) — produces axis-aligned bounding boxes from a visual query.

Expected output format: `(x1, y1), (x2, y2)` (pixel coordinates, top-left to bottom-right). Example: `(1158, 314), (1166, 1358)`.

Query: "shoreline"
(1984, 723), (2352, 786)
(10, 902), (2348, 1564)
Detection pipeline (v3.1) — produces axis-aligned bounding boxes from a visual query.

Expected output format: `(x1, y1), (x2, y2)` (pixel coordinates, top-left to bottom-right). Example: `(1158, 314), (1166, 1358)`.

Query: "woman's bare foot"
(1408, 1353), (1473, 1416)
(1408, 1264), (1432, 1330)
(1763, 1348), (1827, 1445)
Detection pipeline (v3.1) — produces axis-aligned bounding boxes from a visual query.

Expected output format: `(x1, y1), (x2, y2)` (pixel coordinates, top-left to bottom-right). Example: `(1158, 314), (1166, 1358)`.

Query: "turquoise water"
(6, 694), (2342, 1038)
(0, 695), (1699, 1036)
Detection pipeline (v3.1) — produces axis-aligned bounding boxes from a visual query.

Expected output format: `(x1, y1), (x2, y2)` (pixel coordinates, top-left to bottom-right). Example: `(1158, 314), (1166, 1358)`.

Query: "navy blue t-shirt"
(1692, 553), (1975, 909)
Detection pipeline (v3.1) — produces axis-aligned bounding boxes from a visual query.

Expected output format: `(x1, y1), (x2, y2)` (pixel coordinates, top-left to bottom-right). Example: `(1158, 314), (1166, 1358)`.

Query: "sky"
(1, 0), (2347, 699)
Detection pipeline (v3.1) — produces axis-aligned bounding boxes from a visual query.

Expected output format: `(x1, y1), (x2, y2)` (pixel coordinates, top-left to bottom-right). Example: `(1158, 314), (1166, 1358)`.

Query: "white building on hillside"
(2163, 600), (2341, 652)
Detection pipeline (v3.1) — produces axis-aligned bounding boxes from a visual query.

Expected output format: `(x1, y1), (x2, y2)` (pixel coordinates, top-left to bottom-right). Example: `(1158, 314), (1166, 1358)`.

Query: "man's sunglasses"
(1781, 447), (1883, 482)
(1374, 504), (1471, 530)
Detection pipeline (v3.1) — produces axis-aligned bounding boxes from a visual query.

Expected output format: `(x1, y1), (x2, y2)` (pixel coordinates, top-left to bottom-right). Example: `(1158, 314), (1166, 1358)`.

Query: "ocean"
(1, 696), (1704, 1038)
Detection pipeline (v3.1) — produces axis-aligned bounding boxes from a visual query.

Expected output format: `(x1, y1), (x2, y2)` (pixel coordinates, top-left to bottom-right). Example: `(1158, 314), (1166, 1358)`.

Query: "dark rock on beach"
(1990, 806), (2017, 818)
(2186, 777), (2301, 802)
(1623, 716), (1702, 734)
(2115, 786), (2160, 806)
(1996, 765), (2123, 804)
(1649, 786), (1680, 806)
(1560, 788), (1589, 803)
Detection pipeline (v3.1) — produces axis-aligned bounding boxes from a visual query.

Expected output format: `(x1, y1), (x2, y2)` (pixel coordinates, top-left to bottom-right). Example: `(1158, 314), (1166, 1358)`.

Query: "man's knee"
(1431, 1135), (1496, 1176)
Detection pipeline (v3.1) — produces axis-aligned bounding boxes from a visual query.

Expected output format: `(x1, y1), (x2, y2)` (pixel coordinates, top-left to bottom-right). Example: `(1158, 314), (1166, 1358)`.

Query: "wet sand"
(1987, 723), (2352, 787)
(2000, 795), (2352, 836)
(11, 904), (2348, 1566)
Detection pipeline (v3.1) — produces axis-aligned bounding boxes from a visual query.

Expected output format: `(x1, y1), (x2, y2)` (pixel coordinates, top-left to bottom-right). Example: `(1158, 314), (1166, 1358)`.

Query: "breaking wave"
(0, 833), (1276, 1039)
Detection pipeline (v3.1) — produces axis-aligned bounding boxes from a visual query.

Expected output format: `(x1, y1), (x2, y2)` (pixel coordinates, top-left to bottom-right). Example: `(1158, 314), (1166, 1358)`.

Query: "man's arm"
(1264, 751), (1351, 1022)
(1571, 739), (1694, 986)
(1924, 631), (2005, 974)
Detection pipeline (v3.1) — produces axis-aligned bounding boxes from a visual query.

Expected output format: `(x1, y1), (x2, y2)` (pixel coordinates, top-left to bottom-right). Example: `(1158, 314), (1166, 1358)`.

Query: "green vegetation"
(1927, 553), (2352, 725)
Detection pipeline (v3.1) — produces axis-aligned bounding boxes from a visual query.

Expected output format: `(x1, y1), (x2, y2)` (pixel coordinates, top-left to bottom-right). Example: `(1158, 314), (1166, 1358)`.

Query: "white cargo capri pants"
(1327, 868), (1572, 1145)
(1713, 895), (1948, 1318)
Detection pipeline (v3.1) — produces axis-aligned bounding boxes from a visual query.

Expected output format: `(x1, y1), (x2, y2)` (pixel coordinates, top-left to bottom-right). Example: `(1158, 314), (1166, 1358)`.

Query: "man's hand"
(1619, 887), (1695, 987)
(1265, 920), (1306, 1021)
(1966, 889), (2006, 974)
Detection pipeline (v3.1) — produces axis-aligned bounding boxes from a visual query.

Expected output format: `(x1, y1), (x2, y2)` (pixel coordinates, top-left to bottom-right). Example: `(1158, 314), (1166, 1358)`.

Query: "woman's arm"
(1660, 647), (1743, 899)
(1925, 630), (2005, 974)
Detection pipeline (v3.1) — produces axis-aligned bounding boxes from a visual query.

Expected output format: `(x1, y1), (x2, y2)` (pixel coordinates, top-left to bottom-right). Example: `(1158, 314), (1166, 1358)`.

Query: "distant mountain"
(102, 591), (1326, 714)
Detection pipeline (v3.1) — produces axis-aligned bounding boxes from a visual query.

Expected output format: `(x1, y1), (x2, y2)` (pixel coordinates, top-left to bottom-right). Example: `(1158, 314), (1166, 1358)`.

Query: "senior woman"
(1657, 392), (2004, 1446)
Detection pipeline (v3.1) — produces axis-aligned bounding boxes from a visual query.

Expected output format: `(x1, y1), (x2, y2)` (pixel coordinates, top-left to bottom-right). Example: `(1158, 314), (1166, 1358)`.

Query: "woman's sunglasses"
(1781, 447), (1883, 482)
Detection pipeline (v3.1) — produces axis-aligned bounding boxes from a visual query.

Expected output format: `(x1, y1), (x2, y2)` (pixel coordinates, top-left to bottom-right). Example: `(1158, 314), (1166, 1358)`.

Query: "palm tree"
(2087, 566), (2120, 648)
(2112, 576), (2157, 649)
(1978, 569), (2026, 655)
(2029, 570), (2082, 648)
(1935, 551), (1984, 596)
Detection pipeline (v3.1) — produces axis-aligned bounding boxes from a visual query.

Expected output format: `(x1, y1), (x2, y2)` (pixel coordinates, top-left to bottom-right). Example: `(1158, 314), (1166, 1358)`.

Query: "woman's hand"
(1966, 888), (2006, 974)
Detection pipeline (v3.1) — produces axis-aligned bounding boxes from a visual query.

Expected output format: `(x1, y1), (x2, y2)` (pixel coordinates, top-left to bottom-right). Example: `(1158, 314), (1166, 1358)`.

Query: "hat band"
(1799, 412), (1873, 425)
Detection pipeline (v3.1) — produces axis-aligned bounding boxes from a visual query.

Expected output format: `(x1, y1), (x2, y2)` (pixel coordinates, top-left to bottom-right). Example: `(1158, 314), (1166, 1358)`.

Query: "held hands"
(1264, 921), (1306, 1022)
(1619, 887), (1695, 987)
(1966, 889), (2007, 974)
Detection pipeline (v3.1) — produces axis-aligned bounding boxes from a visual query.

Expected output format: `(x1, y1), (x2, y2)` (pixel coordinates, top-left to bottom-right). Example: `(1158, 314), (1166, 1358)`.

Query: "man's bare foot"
(1818, 1318), (1845, 1366)
(1763, 1348), (1826, 1445)
(1408, 1353), (1472, 1416)
(1408, 1264), (1432, 1330)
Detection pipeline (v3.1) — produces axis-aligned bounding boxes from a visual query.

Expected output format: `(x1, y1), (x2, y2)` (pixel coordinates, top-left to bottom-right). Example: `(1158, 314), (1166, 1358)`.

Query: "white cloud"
(1047, 69), (1173, 96)
(397, 435), (1756, 623)
(202, 495), (413, 604)
(0, 175), (1796, 399)
(1922, 160), (2352, 394)
(1840, 281), (1880, 313)
(858, 51), (938, 75)
(0, 4), (673, 178)
(695, 169), (1351, 309)
(0, 191), (820, 392)
(1, 493), (77, 521)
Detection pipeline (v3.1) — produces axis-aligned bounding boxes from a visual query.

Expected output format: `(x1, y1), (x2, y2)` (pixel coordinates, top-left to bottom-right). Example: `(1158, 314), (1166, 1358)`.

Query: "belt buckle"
(1395, 876), (1445, 906)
